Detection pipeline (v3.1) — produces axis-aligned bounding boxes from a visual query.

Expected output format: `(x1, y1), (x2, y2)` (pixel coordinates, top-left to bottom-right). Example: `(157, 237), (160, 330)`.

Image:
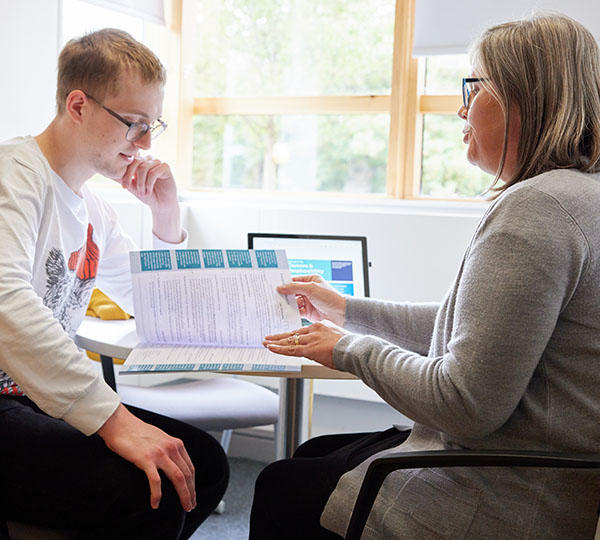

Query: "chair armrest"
(345, 449), (600, 540)
(100, 354), (117, 391)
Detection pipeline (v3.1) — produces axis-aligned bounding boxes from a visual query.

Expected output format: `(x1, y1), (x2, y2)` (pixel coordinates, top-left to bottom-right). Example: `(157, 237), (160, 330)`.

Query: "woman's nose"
(457, 104), (468, 120)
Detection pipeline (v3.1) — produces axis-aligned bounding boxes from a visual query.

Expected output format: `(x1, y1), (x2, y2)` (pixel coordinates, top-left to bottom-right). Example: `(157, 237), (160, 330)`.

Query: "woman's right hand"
(277, 275), (346, 327)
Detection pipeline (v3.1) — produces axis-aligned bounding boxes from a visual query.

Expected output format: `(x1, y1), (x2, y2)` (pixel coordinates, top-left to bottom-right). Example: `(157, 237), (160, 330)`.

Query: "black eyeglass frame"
(462, 77), (487, 109)
(82, 91), (167, 142)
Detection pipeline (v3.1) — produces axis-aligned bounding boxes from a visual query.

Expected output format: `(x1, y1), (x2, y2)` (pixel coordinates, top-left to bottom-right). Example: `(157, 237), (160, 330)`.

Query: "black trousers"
(250, 427), (410, 540)
(0, 395), (229, 540)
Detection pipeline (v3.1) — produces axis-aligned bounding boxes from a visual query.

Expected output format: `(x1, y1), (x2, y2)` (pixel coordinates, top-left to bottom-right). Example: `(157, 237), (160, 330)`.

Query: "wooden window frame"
(174, 0), (462, 198)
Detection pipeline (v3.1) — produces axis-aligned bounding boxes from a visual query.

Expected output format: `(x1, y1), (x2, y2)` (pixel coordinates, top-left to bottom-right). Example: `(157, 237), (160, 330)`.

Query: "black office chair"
(2, 522), (73, 540)
(345, 448), (600, 540)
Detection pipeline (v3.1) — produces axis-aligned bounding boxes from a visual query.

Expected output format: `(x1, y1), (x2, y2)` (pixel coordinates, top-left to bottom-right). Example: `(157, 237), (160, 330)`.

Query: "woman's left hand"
(263, 321), (350, 369)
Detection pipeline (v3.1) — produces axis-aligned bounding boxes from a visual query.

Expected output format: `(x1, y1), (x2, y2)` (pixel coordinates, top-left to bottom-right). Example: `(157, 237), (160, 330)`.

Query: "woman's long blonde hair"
(471, 13), (600, 195)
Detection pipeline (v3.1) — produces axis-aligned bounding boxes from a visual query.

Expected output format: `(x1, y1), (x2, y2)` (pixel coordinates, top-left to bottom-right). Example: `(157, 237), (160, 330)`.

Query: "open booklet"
(120, 248), (304, 374)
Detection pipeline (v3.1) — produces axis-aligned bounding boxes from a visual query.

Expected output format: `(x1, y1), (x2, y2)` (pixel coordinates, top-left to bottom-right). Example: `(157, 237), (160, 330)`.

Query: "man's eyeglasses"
(462, 77), (486, 109)
(83, 92), (167, 142)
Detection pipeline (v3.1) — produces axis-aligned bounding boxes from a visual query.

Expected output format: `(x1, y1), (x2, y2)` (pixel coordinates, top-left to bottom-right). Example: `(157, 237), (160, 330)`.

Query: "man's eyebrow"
(122, 110), (151, 121)
(118, 107), (163, 123)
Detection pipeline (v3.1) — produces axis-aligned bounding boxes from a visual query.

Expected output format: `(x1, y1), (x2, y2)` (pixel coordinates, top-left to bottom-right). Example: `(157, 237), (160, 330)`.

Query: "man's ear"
(64, 90), (88, 125)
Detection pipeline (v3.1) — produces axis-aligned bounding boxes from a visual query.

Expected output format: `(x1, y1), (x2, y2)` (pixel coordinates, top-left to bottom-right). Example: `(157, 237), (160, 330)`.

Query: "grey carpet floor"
(191, 458), (266, 539)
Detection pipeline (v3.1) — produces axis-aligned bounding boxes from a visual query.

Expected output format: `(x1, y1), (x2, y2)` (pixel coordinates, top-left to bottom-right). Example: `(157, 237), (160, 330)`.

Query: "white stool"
(117, 376), (280, 452)
(118, 376), (278, 514)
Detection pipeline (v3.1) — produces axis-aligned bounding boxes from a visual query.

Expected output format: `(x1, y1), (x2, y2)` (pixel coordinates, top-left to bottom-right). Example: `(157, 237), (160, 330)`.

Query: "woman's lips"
(462, 127), (471, 144)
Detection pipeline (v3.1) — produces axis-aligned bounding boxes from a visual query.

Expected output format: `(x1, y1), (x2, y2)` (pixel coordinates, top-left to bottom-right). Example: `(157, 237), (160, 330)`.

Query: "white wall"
(0, 0), (59, 140)
(182, 193), (484, 303)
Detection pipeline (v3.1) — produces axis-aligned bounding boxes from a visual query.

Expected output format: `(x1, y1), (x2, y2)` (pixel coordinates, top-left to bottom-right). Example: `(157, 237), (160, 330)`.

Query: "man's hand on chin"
(119, 156), (183, 243)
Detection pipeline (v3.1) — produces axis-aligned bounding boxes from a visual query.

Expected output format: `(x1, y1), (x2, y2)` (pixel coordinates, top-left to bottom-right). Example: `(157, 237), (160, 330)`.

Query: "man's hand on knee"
(97, 404), (196, 511)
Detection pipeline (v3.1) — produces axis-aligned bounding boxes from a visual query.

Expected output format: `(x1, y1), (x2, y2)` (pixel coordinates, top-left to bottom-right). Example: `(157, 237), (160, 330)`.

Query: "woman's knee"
(254, 460), (291, 501)
(293, 432), (368, 459)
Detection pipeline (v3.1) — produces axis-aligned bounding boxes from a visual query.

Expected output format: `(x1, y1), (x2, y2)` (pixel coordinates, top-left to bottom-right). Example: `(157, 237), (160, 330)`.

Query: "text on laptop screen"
(248, 234), (369, 298)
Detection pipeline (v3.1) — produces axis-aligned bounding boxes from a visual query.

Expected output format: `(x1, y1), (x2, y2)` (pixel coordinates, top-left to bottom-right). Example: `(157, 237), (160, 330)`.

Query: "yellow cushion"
(86, 289), (130, 320)
(85, 289), (129, 365)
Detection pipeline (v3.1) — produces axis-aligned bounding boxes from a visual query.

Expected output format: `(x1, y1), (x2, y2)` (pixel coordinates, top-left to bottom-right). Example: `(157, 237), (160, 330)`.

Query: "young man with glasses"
(0, 29), (228, 539)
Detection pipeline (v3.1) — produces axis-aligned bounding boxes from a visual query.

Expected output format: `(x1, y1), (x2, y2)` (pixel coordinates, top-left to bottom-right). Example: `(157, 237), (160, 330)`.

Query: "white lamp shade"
(414, 0), (600, 55)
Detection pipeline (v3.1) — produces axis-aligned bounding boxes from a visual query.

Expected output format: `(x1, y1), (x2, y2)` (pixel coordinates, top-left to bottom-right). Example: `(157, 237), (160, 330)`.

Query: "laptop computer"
(248, 233), (370, 298)
(247, 233), (390, 402)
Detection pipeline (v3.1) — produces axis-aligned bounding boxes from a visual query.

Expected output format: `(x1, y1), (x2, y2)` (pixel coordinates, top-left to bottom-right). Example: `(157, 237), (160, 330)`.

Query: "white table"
(75, 317), (355, 459)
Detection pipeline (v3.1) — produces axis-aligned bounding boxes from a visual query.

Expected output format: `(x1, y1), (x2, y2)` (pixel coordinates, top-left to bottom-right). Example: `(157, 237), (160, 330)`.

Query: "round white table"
(75, 316), (355, 459)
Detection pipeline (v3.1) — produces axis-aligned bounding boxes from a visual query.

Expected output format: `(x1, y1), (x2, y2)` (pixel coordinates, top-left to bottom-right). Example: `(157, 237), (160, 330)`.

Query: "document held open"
(121, 248), (304, 374)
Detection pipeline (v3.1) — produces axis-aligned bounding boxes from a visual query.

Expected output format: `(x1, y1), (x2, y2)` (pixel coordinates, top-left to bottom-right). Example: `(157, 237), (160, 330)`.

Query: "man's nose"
(134, 130), (152, 151)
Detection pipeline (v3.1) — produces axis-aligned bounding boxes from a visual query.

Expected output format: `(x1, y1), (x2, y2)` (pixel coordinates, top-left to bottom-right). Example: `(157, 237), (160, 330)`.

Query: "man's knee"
(186, 429), (229, 497)
(130, 471), (186, 539)
(155, 470), (187, 519)
(134, 409), (229, 496)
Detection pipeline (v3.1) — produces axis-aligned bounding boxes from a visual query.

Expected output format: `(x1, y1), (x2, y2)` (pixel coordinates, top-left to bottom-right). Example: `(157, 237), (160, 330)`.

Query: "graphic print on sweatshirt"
(0, 224), (100, 395)
(43, 223), (100, 336)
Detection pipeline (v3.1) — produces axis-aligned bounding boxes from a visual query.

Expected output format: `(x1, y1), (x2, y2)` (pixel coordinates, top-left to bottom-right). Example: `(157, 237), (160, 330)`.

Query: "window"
(184, 0), (394, 194)
(181, 0), (490, 199)
(60, 0), (489, 199)
(420, 55), (492, 198)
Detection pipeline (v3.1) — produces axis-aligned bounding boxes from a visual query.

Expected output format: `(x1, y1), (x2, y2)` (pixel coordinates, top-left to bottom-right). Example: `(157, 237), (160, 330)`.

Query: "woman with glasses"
(251, 13), (600, 540)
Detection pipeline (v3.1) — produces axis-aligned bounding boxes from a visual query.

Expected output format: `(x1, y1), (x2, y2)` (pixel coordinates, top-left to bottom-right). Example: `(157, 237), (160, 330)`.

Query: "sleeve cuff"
(61, 376), (121, 435)
(332, 333), (359, 372)
(343, 296), (374, 328)
(152, 228), (188, 250)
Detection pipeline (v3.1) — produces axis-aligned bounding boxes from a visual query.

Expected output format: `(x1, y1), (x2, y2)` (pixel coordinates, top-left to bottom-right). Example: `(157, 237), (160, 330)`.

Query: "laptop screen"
(248, 233), (370, 298)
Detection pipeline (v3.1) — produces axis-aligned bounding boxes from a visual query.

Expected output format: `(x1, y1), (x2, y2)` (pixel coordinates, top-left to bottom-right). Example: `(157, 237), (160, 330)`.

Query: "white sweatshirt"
(0, 136), (184, 435)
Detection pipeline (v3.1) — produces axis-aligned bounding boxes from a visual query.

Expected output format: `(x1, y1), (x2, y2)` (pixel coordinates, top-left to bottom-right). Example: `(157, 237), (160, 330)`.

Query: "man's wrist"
(151, 203), (183, 244)
(97, 402), (126, 441)
(152, 227), (185, 244)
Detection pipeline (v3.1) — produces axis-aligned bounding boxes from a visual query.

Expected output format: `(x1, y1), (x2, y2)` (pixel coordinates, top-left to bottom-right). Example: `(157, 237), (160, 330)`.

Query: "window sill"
(177, 189), (490, 216)
(91, 184), (490, 217)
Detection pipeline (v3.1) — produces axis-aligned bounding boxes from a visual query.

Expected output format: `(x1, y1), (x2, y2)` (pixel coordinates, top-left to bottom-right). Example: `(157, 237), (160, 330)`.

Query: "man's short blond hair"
(56, 28), (166, 113)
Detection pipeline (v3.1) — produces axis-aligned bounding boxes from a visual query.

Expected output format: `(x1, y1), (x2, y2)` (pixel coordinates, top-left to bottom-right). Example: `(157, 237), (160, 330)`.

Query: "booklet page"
(123, 343), (311, 374)
(130, 248), (301, 347)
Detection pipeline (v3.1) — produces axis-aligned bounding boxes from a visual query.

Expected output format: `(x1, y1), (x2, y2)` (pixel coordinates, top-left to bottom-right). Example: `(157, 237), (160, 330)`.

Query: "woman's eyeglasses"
(462, 77), (486, 109)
